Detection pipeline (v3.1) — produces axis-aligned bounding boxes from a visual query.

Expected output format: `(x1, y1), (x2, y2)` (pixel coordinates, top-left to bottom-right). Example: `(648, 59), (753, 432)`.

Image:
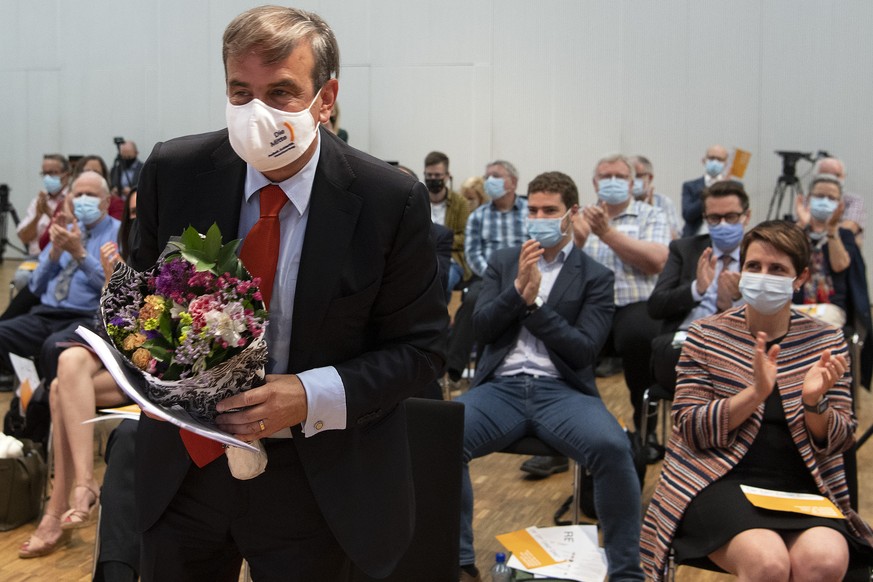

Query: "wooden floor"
(0, 257), (870, 581)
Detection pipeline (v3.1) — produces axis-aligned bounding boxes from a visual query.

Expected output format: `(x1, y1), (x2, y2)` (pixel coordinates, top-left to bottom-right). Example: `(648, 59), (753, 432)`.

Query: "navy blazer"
(681, 176), (706, 237)
(130, 127), (447, 577)
(471, 244), (614, 396)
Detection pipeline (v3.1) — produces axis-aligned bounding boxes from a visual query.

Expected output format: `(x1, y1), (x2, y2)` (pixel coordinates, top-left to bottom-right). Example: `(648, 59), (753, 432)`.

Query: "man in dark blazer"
(129, 7), (446, 581)
(648, 180), (750, 389)
(455, 172), (643, 582)
(681, 144), (728, 237)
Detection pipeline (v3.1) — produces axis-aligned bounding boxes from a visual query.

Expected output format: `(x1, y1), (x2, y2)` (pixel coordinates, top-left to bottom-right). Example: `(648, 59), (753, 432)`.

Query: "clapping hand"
(802, 349), (847, 406)
(582, 202), (611, 238)
(752, 332), (779, 401)
(794, 193), (811, 228)
(695, 247), (717, 295)
(571, 211), (591, 247)
(514, 239), (543, 305)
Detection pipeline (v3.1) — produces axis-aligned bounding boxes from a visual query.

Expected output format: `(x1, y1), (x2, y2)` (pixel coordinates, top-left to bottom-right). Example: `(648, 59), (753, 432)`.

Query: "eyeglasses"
(809, 193), (840, 202)
(703, 212), (745, 225)
(596, 173), (630, 181)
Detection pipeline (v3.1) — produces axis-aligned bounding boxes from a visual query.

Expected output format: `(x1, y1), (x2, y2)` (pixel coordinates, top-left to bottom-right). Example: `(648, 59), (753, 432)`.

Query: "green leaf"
(142, 343), (171, 362)
(158, 312), (174, 343)
(203, 223), (222, 262)
(179, 249), (215, 273)
(161, 364), (182, 381)
(179, 225), (204, 252)
(216, 239), (242, 275)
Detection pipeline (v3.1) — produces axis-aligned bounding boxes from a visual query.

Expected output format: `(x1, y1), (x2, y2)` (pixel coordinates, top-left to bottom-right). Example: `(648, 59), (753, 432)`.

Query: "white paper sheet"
(75, 326), (257, 452)
(505, 525), (608, 582)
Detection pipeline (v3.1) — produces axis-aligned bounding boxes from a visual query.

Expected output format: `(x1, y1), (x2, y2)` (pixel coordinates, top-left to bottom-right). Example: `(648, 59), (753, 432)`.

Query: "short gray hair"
(73, 170), (110, 198)
(628, 155), (653, 175)
(486, 160), (518, 181)
(223, 6), (340, 92)
(593, 154), (635, 181)
(808, 173), (843, 198)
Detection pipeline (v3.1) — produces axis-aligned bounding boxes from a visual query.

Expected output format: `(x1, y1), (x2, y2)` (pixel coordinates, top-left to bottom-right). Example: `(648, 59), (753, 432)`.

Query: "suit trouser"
(610, 301), (661, 430)
(457, 375), (644, 580)
(0, 305), (93, 382)
(94, 420), (139, 582)
(140, 439), (355, 582)
(446, 278), (482, 379)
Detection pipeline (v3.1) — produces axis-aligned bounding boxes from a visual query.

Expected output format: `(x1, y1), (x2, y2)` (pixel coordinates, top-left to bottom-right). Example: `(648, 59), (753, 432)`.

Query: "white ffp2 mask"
(226, 90), (322, 172)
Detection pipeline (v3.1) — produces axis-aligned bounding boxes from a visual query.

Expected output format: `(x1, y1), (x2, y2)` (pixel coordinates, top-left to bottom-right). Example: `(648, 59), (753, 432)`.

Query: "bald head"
(816, 157), (845, 181)
(705, 145), (728, 161)
(120, 141), (138, 160)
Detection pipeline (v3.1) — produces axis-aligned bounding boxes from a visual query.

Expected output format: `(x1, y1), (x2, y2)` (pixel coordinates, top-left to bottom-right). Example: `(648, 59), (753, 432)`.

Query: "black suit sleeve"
(681, 179), (703, 225)
(334, 182), (448, 422)
(524, 264), (614, 370)
(648, 239), (698, 321)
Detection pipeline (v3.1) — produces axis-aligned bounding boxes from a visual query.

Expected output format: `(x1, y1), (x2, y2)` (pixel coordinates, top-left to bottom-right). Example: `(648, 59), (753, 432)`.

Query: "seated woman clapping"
(641, 220), (873, 581)
(19, 191), (136, 559)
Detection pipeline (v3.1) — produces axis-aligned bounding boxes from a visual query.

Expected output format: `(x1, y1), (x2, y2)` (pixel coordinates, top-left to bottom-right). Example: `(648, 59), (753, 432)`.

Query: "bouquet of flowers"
(100, 224), (268, 423)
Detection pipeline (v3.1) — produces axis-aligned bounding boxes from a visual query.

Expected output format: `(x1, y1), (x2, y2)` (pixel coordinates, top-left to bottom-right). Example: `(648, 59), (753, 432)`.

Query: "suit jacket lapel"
(547, 246), (582, 306)
(198, 134), (245, 238)
(290, 132), (362, 371)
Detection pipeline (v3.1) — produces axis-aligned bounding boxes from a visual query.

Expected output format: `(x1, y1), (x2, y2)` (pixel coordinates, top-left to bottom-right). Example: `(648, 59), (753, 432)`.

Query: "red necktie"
(180, 184), (287, 468)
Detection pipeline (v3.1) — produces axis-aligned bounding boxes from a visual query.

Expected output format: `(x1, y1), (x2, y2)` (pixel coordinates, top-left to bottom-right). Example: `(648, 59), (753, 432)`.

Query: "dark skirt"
(673, 376), (871, 570)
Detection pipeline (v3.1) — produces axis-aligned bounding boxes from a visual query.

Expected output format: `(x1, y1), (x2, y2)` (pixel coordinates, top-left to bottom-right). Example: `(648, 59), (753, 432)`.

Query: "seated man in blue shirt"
(0, 170), (120, 382)
(457, 171), (643, 582)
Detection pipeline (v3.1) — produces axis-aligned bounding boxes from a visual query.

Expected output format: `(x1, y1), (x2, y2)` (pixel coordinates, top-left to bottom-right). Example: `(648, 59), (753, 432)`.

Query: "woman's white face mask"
(738, 272), (795, 315)
(226, 89), (322, 172)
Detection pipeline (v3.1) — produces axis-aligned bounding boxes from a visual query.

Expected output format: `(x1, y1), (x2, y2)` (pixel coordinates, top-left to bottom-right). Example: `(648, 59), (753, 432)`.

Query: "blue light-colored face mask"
(526, 210), (570, 248)
(708, 221), (744, 252)
(808, 196), (838, 222)
(597, 177), (630, 205)
(632, 178), (646, 199)
(73, 195), (103, 225)
(484, 176), (506, 199)
(705, 158), (725, 177)
(43, 174), (63, 195)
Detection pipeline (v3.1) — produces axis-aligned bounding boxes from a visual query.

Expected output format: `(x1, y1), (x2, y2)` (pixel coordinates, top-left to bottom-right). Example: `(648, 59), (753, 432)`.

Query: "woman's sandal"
(18, 514), (72, 559)
(60, 483), (100, 530)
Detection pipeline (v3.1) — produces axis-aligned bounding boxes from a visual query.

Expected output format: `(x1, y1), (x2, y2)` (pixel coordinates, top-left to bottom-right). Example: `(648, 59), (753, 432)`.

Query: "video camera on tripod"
(766, 150), (831, 220)
(0, 184), (24, 262)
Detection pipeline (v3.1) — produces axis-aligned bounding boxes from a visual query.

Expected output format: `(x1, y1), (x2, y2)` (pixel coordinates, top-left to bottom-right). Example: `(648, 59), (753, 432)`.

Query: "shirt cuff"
(690, 279), (704, 302)
(298, 366), (347, 437)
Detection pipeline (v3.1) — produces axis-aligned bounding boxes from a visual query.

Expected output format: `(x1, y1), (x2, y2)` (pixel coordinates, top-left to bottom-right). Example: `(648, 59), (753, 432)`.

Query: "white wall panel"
(0, 0), (870, 291)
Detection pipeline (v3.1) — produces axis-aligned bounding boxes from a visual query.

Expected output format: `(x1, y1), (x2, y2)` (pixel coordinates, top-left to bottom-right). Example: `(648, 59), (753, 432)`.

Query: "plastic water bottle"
(490, 552), (514, 582)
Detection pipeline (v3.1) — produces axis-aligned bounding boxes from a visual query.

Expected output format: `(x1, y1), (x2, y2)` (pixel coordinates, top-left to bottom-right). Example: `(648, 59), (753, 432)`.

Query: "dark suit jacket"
(130, 127), (447, 577)
(470, 245), (614, 396)
(647, 234), (712, 334)
(431, 223), (453, 292)
(681, 176), (706, 237)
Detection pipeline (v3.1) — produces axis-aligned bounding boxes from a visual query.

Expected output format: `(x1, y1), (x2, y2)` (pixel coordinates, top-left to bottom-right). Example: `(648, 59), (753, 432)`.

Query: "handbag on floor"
(0, 438), (47, 531)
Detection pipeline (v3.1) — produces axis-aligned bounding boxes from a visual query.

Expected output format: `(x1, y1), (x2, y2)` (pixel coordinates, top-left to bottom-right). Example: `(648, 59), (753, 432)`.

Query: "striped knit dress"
(640, 306), (873, 580)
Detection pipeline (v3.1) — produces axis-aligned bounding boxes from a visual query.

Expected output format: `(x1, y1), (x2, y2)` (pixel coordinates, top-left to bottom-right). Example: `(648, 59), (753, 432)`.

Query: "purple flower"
(154, 257), (194, 301)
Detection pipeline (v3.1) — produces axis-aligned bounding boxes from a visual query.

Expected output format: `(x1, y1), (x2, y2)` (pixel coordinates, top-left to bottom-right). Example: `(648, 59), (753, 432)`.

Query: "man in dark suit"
(681, 144), (728, 237)
(456, 172), (643, 582)
(648, 180), (750, 389)
(129, 7), (446, 581)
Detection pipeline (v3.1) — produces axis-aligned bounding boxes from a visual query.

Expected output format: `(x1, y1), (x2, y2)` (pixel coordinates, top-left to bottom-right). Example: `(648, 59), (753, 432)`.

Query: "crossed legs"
(20, 346), (127, 557)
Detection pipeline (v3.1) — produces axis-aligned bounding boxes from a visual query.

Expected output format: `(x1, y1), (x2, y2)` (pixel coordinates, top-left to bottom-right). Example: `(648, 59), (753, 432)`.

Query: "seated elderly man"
(457, 171), (643, 582)
(0, 170), (119, 382)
